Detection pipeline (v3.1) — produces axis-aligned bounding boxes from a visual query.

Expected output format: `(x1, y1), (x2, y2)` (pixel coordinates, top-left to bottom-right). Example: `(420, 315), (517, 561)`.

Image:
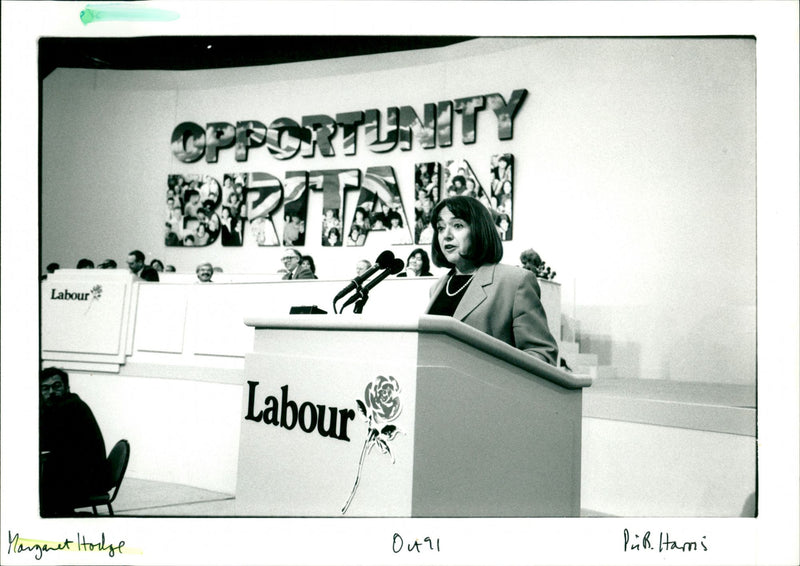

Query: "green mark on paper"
(80, 3), (179, 25)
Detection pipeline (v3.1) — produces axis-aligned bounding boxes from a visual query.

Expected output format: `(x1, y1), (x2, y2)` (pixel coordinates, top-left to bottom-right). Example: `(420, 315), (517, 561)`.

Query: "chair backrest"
(107, 439), (130, 500)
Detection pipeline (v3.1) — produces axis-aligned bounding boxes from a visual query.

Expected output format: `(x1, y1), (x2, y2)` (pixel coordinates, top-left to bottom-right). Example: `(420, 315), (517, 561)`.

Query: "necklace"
(445, 273), (475, 297)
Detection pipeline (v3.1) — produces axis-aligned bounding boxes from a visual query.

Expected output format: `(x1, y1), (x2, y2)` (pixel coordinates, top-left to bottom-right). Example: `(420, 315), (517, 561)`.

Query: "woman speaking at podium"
(425, 196), (559, 366)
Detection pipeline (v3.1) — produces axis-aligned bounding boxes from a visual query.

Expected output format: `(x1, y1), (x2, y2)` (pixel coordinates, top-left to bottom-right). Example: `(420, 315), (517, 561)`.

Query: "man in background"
(355, 259), (372, 277)
(126, 249), (145, 277)
(280, 248), (314, 280)
(196, 262), (214, 283)
(39, 367), (109, 517)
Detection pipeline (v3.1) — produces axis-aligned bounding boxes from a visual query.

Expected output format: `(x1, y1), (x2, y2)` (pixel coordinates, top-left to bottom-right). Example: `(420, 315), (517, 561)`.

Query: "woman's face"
(436, 207), (474, 273)
(408, 253), (423, 273)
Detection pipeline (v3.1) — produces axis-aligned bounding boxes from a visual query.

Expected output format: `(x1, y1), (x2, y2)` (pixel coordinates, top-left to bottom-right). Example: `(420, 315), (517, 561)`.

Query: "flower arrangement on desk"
(341, 375), (403, 515)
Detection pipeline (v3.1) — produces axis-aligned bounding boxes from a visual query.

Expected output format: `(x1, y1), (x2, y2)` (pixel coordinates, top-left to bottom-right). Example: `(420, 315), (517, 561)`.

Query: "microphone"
(340, 258), (405, 312)
(333, 250), (395, 303)
(363, 258), (405, 292)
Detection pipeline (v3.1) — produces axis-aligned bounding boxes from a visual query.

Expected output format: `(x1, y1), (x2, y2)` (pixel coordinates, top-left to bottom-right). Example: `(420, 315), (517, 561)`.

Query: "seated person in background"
(98, 259), (117, 269)
(42, 262), (60, 280)
(196, 262), (214, 283)
(149, 259), (164, 272)
(425, 196), (558, 366)
(355, 259), (371, 277)
(301, 255), (319, 279)
(39, 367), (109, 517)
(140, 266), (160, 282)
(127, 250), (145, 277)
(280, 248), (315, 280)
(397, 248), (433, 277)
(164, 265), (176, 273)
(519, 248), (542, 273)
(76, 258), (94, 269)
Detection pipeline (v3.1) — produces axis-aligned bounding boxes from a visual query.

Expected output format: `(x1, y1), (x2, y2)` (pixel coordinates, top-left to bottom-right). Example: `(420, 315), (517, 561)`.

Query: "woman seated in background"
(300, 255), (319, 279)
(425, 196), (558, 366)
(397, 248), (433, 278)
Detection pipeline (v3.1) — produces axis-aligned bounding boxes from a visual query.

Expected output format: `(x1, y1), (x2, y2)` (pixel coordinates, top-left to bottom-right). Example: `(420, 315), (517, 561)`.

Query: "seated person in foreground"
(39, 367), (110, 516)
(425, 196), (559, 365)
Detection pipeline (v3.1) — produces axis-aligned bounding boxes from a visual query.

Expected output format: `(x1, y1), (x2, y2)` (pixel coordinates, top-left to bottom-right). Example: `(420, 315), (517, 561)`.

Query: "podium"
(235, 315), (591, 517)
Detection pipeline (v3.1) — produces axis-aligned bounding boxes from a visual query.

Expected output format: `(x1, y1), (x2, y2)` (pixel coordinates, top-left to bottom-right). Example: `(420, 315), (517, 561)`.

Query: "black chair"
(85, 439), (130, 516)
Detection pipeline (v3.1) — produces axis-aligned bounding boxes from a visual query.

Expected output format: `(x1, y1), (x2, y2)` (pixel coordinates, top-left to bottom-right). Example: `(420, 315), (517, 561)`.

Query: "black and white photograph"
(1, 2), (798, 565)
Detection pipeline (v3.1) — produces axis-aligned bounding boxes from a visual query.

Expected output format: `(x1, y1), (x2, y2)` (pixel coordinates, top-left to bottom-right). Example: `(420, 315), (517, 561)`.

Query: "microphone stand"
(349, 266), (397, 313)
(338, 280), (369, 313)
(334, 279), (363, 314)
(337, 258), (404, 314)
(351, 286), (370, 314)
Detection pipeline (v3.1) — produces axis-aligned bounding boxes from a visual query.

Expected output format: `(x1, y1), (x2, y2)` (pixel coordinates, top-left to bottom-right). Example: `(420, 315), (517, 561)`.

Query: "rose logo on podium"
(85, 285), (103, 313)
(341, 375), (403, 515)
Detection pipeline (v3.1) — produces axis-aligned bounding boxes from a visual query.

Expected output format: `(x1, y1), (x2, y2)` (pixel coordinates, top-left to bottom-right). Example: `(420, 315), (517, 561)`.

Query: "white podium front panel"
(42, 275), (130, 360)
(235, 332), (418, 517)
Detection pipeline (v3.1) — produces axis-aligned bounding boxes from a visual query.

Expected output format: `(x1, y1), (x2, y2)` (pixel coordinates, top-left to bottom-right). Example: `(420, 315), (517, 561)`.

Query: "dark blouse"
(427, 273), (474, 316)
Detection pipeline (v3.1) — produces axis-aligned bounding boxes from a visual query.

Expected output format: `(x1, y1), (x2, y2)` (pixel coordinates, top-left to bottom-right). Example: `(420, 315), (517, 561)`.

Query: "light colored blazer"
(425, 262), (559, 365)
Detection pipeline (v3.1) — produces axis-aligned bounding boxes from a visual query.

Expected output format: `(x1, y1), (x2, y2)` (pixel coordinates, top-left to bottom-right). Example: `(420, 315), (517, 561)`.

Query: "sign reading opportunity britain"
(166, 89), (526, 248)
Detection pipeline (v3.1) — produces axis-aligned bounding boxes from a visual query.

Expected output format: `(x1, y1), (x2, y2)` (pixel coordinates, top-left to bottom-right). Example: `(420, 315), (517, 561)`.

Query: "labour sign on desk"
(236, 352), (417, 517)
(41, 275), (130, 359)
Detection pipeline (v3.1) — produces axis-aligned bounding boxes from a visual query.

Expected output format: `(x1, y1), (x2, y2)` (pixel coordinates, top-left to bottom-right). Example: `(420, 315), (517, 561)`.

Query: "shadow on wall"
(740, 491), (756, 518)
(666, 306), (756, 385)
(579, 334), (642, 379)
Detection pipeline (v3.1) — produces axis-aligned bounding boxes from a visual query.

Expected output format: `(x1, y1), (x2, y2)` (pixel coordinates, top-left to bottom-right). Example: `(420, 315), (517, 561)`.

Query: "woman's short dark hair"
(430, 196), (503, 269)
(407, 248), (432, 275)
